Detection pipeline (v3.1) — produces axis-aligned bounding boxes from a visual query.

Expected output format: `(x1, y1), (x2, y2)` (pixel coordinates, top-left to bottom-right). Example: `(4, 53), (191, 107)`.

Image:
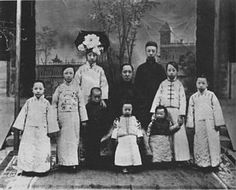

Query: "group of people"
(13, 37), (225, 177)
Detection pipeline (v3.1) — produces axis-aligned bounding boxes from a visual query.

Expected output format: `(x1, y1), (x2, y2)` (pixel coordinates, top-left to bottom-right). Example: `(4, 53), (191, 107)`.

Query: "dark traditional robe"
(134, 58), (166, 129)
(109, 80), (135, 120)
(85, 101), (108, 167)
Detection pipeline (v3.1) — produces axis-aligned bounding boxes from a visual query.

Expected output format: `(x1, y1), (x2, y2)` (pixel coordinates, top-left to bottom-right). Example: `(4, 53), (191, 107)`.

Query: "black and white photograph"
(0, 0), (235, 189)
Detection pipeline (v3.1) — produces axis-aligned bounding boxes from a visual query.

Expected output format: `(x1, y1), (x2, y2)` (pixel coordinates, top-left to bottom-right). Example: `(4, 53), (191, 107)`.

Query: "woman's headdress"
(74, 31), (110, 55)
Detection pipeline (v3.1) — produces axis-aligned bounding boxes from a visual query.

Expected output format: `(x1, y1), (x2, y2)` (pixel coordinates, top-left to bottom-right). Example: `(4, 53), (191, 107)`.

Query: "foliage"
(90, 0), (158, 65)
(36, 26), (57, 65)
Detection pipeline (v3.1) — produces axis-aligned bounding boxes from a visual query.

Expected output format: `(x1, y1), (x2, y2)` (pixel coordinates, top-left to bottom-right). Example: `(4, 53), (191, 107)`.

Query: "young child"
(85, 87), (108, 169)
(111, 102), (143, 173)
(52, 66), (88, 172)
(186, 75), (225, 169)
(147, 105), (180, 165)
(13, 80), (59, 176)
(150, 61), (190, 162)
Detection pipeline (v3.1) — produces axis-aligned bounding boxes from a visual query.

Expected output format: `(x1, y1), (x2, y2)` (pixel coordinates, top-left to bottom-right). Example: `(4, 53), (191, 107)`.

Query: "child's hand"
(215, 125), (224, 131)
(47, 132), (59, 138)
(100, 100), (107, 108)
(137, 137), (143, 145)
(81, 121), (87, 127)
(177, 116), (184, 126)
(170, 124), (180, 133)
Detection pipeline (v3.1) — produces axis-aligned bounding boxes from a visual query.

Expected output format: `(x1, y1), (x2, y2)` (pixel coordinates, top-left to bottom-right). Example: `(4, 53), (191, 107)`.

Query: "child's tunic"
(74, 62), (108, 104)
(150, 79), (190, 161)
(52, 81), (87, 166)
(85, 101), (108, 165)
(147, 119), (173, 162)
(112, 116), (142, 166)
(187, 90), (225, 167)
(13, 96), (59, 173)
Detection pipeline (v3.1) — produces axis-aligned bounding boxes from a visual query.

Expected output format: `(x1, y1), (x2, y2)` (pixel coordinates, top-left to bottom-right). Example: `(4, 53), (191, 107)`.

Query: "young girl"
(186, 75), (225, 168)
(52, 66), (88, 172)
(147, 105), (180, 164)
(85, 87), (108, 169)
(13, 80), (59, 176)
(111, 102), (143, 173)
(150, 61), (190, 162)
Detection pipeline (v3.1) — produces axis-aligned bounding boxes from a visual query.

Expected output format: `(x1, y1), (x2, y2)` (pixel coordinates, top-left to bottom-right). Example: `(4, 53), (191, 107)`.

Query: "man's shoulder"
(136, 62), (147, 70)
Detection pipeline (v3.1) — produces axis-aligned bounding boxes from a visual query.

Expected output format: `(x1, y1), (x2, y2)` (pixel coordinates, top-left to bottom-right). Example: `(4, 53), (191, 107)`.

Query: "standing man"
(134, 41), (166, 130)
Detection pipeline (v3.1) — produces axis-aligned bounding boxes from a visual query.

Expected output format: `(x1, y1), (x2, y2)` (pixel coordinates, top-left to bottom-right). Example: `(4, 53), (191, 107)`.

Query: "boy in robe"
(13, 80), (59, 176)
(186, 75), (225, 168)
(85, 87), (108, 169)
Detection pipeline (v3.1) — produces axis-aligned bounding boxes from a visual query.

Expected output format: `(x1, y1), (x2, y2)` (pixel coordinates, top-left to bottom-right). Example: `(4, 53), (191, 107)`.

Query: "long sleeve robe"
(111, 116), (142, 166)
(13, 96), (59, 172)
(186, 90), (225, 167)
(74, 62), (109, 104)
(150, 79), (190, 161)
(134, 61), (166, 129)
(52, 81), (87, 166)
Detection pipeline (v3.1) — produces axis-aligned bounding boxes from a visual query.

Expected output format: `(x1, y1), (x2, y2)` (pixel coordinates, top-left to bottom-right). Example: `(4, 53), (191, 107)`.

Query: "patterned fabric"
(74, 62), (108, 104)
(111, 116), (142, 166)
(149, 135), (172, 162)
(150, 79), (186, 115)
(186, 90), (225, 167)
(13, 96), (59, 172)
(52, 81), (88, 166)
(112, 116), (142, 138)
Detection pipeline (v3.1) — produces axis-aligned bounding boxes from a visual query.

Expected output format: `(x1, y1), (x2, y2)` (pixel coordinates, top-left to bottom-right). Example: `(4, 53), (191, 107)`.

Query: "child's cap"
(62, 65), (75, 74)
(121, 99), (133, 107)
(90, 87), (102, 95)
(166, 61), (178, 71)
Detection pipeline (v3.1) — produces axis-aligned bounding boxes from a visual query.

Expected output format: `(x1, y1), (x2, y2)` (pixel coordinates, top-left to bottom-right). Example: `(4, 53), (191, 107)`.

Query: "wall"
(35, 0), (196, 68)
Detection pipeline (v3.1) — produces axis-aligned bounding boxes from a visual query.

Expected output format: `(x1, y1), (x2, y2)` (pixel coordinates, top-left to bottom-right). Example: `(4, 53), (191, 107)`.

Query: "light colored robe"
(52, 81), (88, 166)
(112, 116), (142, 166)
(186, 90), (225, 167)
(13, 96), (59, 173)
(150, 79), (190, 161)
(74, 62), (108, 104)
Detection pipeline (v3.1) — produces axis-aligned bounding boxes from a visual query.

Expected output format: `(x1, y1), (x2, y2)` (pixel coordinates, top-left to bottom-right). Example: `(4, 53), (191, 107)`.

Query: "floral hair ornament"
(77, 34), (102, 55)
(75, 31), (110, 55)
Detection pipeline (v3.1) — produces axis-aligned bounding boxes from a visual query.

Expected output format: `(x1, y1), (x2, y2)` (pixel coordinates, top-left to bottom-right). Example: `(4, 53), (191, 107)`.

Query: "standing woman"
(74, 34), (108, 106)
(52, 66), (88, 171)
(150, 61), (190, 163)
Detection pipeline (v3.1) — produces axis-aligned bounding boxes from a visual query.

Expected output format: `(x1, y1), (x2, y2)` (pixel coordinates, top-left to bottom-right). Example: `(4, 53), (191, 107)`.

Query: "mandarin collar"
(86, 61), (96, 68)
(33, 95), (45, 101)
(63, 80), (74, 86)
(167, 77), (177, 82)
(197, 89), (208, 95)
